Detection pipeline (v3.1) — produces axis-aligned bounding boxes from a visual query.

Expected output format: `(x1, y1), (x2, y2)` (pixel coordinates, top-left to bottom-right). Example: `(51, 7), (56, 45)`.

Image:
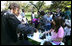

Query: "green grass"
(25, 12), (31, 21)
(28, 38), (40, 45)
(25, 12), (37, 21)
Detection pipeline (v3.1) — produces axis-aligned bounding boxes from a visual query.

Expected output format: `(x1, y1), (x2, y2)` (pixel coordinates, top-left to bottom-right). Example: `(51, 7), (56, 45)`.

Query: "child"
(64, 19), (71, 45)
(43, 17), (64, 45)
(45, 12), (53, 31)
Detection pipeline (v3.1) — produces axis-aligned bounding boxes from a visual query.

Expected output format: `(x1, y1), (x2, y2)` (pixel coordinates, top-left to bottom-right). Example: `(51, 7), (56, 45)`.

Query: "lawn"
(28, 38), (40, 45)
(25, 12), (37, 21)
(25, 12), (31, 21)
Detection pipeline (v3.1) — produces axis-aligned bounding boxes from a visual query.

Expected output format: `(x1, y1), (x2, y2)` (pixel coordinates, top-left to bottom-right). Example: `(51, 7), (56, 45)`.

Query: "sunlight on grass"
(25, 12), (37, 21)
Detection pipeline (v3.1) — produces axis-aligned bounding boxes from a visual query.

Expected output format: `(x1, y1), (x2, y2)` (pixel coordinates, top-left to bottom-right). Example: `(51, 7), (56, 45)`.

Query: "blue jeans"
(45, 25), (51, 36)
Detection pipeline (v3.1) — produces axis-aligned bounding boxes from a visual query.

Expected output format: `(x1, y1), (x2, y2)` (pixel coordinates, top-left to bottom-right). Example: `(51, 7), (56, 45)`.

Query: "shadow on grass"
(28, 38), (40, 45)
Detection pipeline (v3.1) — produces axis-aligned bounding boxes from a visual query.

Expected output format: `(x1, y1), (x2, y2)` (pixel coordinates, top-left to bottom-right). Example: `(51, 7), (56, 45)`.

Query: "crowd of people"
(30, 6), (71, 45)
(1, 3), (71, 45)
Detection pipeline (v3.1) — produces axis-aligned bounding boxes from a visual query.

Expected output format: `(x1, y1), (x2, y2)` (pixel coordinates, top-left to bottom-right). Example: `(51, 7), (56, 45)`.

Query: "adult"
(1, 3), (37, 45)
(1, 3), (21, 45)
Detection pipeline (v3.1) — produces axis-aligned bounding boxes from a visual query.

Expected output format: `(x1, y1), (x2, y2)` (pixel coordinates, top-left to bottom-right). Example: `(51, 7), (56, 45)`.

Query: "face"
(13, 8), (20, 16)
(48, 13), (50, 17)
(56, 8), (60, 13)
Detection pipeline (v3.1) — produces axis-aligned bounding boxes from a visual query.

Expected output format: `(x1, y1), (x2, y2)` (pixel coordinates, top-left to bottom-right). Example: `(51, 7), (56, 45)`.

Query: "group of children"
(30, 7), (71, 45)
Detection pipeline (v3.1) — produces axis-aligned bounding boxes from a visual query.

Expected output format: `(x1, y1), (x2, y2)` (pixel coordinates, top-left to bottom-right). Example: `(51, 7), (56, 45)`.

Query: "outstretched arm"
(16, 24), (38, 34)
(43, 29), (53, 34)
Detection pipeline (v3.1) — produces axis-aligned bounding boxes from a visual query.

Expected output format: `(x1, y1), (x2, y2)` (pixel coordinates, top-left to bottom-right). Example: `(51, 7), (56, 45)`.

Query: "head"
(32, 11), (34, 14)
(52, 16), (64, 33)
(56, 8), (60, 13)
(40, 11), (45, 16)
(47, 12), (51, 17)
(8, 3), (20, 16)
(22, 9), (24, 12)
(65, 7), (69, 11)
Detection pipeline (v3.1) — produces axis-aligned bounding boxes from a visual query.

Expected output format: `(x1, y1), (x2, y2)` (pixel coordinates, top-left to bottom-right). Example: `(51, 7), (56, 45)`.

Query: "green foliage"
(2, 1), (71, 13)
(50, 1), (71, 12)
(29, 1), (45, 12)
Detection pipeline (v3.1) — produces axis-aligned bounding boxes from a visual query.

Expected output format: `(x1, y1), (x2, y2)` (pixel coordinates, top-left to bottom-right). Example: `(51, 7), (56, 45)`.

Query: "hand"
(43, 32), (45, 34)
(35, 29), (38, 33)
(43, 31), (47, 34)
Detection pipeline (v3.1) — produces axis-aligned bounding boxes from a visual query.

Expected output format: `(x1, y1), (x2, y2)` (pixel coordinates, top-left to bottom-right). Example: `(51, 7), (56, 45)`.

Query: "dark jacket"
(1, 11), (36, 45)
(1, 12), (21, 45)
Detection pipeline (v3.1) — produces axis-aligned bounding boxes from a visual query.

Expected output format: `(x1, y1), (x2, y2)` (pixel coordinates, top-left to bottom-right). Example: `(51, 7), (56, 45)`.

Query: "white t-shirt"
(50, 14), (53, 18)
(32, 13), (35, 19)
(21, 12), (25, 18)
(64, 26), (71, 36)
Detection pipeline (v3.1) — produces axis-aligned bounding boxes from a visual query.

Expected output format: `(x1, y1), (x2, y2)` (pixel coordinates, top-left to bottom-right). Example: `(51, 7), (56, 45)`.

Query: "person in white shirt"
(64, 19), (71, 45)
(50, 12), (53, 19)
(31, 11), (35, 20)
(64, 26), (71, 36)
(21, 9), (25, 18)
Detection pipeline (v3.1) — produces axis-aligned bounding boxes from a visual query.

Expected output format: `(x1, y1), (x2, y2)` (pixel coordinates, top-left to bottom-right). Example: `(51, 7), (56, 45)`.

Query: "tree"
(29, 1), (45, 12)
(50, 1), (71, 12)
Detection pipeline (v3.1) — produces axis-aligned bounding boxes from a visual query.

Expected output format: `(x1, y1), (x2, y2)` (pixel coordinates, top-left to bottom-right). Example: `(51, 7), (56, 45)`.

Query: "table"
(27, 31), (43, 42)
(27, 31), (65, 45)
(27, 31), (52, 45)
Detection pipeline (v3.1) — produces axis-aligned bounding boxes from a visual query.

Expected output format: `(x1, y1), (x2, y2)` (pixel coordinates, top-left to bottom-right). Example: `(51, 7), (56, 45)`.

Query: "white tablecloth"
(27, 31), (43, 42)
(27, 31), (52, 45)
(27, 31), (65, 45)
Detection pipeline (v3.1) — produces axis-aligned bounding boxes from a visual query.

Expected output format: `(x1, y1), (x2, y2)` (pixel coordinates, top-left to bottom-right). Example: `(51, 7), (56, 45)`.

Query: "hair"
(32, 11), (34, 13)
(40, 11), (45, 16)
(8, 3), (20, 10)
(48, 12), (52, 15)
(65, 7), (69, 10)
(22, 9), (24, 12)
(52, 16), (64, 33)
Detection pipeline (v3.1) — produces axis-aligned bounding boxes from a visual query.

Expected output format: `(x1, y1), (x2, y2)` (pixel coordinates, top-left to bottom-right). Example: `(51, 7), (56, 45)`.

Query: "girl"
(43, 17), (64, 45)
